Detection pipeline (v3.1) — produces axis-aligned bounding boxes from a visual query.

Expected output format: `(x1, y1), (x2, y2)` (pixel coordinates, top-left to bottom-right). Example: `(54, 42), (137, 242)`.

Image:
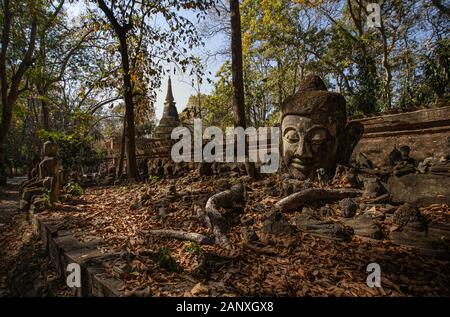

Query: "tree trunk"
(116, 117), (126, 178)
(38, 32), (51, 130)
(230, 0), (246, 129)
(230, 0), (256, 178)
(38, 84), (51, 130)
(97, 0), (139, 182)
(277, 58), (283, 109)
(0, 0), (37, 184)
(118, 35), (139, 181)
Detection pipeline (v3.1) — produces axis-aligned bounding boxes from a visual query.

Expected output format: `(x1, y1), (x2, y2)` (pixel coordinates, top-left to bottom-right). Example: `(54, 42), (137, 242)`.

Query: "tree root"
(205, 183), (245, 249)
(148, 229), (214, 245)
(276, 188), (363, 212)
(151, 184), (246, 248)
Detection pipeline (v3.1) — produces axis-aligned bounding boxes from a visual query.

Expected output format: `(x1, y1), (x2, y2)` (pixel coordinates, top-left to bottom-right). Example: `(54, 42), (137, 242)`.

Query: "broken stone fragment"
(262, 210), (293, 234)
(295, 214), (352, 241)
(392, 203), (427, 230)
(429, 160), (450, 176)
(392, 161), (416, 177)
(281, 177), (303, 196)
(362, 177), (382, 199)
(339, 198), (357, 218)
(342, 214), (382, 239)
(191, 283), (209, 296)
(389, 222), (450, 256)
(198, 162), (213, 176)
(387, 174), (450, 207)
(362, 206), (385, 220)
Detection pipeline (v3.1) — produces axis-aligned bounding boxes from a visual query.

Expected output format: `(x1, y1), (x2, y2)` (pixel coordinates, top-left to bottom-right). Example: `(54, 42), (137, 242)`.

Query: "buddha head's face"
(282, 115), (339, 179)
(280, 75), (363, 179)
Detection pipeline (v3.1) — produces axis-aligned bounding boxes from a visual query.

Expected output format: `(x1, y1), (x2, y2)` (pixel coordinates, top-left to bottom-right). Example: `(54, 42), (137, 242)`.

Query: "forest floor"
(34, 172), (450, 297)
(0, 177), (70, 297)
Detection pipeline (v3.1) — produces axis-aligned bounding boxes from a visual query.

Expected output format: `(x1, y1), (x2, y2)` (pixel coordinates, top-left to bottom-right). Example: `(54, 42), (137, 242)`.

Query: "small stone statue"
(392, 145), (416, 177)
(19, 138), (61, 213)
(388, 146), (402, 166)
(280, 75), (364, 180)
(39, 138), (61, 203)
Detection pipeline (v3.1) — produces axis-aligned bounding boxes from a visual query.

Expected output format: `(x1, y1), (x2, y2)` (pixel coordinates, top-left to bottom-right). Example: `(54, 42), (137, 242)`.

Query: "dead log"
(148, 229), (214, 245)
(276, 188), (363, 212)
(205, 183), (245, 249)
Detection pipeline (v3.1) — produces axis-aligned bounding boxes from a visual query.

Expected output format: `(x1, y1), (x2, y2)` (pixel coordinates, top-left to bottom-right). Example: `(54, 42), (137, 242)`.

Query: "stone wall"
(352, 105), (450, 167)
(104, 105), (450, 171)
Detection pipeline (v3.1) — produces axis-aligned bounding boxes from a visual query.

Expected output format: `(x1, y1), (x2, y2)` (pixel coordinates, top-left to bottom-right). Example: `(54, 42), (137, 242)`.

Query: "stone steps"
(31, 214), (124, 297)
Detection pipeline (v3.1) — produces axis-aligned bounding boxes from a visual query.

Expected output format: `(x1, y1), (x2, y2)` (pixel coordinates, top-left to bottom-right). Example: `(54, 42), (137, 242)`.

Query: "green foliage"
(154, 247), (179, 272)
(348, 55), (381, 115)
(64, 182), (84, 196)
(184, 242), (203, 255)
(42, 188), (51, 208)
(201, 63), (234, 129)
(202, 0), (448, 122)
(37, 129), (104, 170)
(422, 39), (450, 101)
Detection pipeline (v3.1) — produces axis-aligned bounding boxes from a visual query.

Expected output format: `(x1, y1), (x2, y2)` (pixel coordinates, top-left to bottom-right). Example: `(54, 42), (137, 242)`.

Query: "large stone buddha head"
(281, 75), (363, 179)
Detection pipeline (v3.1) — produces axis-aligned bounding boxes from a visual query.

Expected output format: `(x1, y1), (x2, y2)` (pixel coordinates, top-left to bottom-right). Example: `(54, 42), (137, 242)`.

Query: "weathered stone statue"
(19, 138), (61, 213)
(389, 145), (415, 176)
(281, 75), (364, 179)
(39, 139), (61, 203)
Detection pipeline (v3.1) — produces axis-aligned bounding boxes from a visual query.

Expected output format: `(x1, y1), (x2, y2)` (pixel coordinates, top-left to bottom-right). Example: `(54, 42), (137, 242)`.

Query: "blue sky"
(152, 7), (226, 119)
(66, 2), (226, 120)
(151, 8), (227, 120)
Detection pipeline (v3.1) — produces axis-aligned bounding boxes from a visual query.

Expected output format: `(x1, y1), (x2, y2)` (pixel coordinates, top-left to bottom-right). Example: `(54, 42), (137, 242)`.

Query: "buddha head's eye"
(283, 129), (300, 143)
(309, 128), (328, 145)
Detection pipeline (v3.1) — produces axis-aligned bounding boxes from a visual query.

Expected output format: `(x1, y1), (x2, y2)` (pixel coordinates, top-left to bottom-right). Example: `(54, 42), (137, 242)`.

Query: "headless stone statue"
(19, 138), (61, 212)
(280, 75), (364, 180)
(39, 139), (60, 203)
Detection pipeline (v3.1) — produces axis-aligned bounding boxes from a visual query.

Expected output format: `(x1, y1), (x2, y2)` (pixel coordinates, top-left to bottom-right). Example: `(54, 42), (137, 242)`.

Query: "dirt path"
(0, 177), (24, 224)
(0, 177), (69, 297)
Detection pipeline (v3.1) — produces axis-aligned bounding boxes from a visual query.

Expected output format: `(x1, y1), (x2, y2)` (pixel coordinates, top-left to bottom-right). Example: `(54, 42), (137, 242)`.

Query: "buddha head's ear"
(336, 121), (364, 165)
(346, 121), (364, 145)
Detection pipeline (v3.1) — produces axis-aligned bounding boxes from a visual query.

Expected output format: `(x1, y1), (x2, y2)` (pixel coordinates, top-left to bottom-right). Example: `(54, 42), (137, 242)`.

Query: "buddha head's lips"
(290, 158), (318, 171)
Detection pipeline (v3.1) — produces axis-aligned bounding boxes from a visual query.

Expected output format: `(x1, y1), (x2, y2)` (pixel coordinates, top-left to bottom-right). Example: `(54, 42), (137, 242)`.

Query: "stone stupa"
(154, 77), (180, 140)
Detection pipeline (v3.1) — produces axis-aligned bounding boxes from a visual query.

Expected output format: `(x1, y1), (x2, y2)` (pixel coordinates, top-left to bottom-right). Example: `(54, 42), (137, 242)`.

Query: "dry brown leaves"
(39, 173), (450, 297)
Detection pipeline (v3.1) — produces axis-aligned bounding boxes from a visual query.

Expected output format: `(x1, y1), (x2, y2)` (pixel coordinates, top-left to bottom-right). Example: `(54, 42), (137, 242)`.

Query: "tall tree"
(93, 0), (214, 181)
(96, 0), (139, 181)
(230, 0), (257, 178)
(229, 0), (246, 128)
(0, 0), (38, 184)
